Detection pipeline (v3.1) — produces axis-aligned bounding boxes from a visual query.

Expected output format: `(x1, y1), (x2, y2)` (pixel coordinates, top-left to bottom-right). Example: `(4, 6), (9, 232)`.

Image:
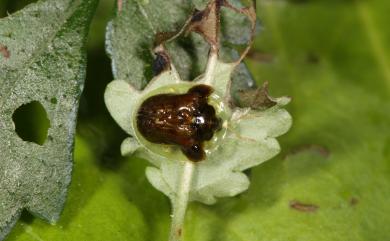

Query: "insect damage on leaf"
(236, 82), (278, 110)
(0, 0), (97, 239)
(106, 0), (257, 91)
(105, 1), (291, 240)
(186, 0), (221, 48)
(105, 0), (291, 204)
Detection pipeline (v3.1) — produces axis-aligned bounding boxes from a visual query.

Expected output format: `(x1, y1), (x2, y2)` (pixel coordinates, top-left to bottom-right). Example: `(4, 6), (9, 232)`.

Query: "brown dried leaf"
(236, 82), (278, 110)
(186, 0), (221, 50)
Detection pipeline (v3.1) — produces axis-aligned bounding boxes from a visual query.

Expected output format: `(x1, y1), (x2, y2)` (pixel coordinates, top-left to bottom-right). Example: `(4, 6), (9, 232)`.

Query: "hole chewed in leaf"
(12, 101), (50, 145)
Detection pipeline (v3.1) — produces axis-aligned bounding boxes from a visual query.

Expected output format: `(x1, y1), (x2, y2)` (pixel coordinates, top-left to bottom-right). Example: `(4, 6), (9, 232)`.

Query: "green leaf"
(180, 0), (390, 240)
(104, 0), (390, 240)
(6, 0), (390, 240)
(0, 0), (97, 239)
(105, 0), (256, 91)
(5, 137), (148, 241)
(104, 61), (290, 204)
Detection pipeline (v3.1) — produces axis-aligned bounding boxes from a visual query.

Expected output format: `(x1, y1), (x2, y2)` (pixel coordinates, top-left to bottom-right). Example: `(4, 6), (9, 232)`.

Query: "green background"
(1, 0), (389, 240)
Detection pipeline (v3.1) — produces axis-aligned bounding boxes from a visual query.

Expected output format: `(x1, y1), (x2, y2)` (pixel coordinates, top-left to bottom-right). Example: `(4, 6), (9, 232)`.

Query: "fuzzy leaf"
(6, 0), (390, 239)
(0, 0), (97, 239)
(105, 0), (256, 91)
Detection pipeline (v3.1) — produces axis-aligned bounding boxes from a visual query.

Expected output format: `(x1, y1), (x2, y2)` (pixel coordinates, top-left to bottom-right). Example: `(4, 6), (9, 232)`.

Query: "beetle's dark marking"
(289, 200), (319, 213)
(152, 51), (170, 76)
(188, 84), (213, 97)
(137, 85), (221, 161)
(0, 44), (10, 59)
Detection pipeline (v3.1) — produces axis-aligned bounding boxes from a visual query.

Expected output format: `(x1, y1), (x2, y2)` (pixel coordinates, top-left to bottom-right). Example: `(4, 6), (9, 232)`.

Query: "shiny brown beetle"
(137, 84), (222, 161)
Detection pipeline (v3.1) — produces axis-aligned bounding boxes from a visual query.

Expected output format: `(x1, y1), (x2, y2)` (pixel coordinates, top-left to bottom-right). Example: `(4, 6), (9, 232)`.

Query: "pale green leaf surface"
(104, 58), (292, 204)
(0, 0), (97, 239)
(143, 101), (291, 205)
(104, 80), (140, 136)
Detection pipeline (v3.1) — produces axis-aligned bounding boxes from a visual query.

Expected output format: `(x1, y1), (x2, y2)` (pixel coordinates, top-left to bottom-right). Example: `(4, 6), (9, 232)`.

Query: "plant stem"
(203, 50), (218, 86)
(169, 161), (195, 241)
(168, 44), (219, 241)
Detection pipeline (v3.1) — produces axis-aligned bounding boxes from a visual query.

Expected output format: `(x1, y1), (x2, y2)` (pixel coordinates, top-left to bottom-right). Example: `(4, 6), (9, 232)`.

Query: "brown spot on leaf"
(177, 228), (182, 237)
(154, 31), (178, 47)
(290, 200), (319, 213)
(247, 50), (275, 63)
(236, 82), (277, 110)
(117, 0), (123, 12)
(306, 52), (320, 64)
(287, 144), (330, 159)
(350, 197), (359, 206)
(0, 44), (10, 59)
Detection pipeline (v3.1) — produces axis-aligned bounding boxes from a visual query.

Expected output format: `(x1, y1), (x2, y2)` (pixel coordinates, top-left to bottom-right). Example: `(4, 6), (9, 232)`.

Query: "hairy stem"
(169, 161), (195, 241)
(203, 50), (219, 85)
(168, 47), (219, 241)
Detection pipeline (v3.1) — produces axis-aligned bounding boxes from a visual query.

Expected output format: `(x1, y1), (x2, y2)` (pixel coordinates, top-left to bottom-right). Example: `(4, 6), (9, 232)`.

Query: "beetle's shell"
(137, 85), (221, 161)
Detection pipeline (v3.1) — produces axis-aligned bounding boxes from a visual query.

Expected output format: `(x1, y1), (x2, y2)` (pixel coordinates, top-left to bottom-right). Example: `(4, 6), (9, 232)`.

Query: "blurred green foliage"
(1, 0), (390, 240)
